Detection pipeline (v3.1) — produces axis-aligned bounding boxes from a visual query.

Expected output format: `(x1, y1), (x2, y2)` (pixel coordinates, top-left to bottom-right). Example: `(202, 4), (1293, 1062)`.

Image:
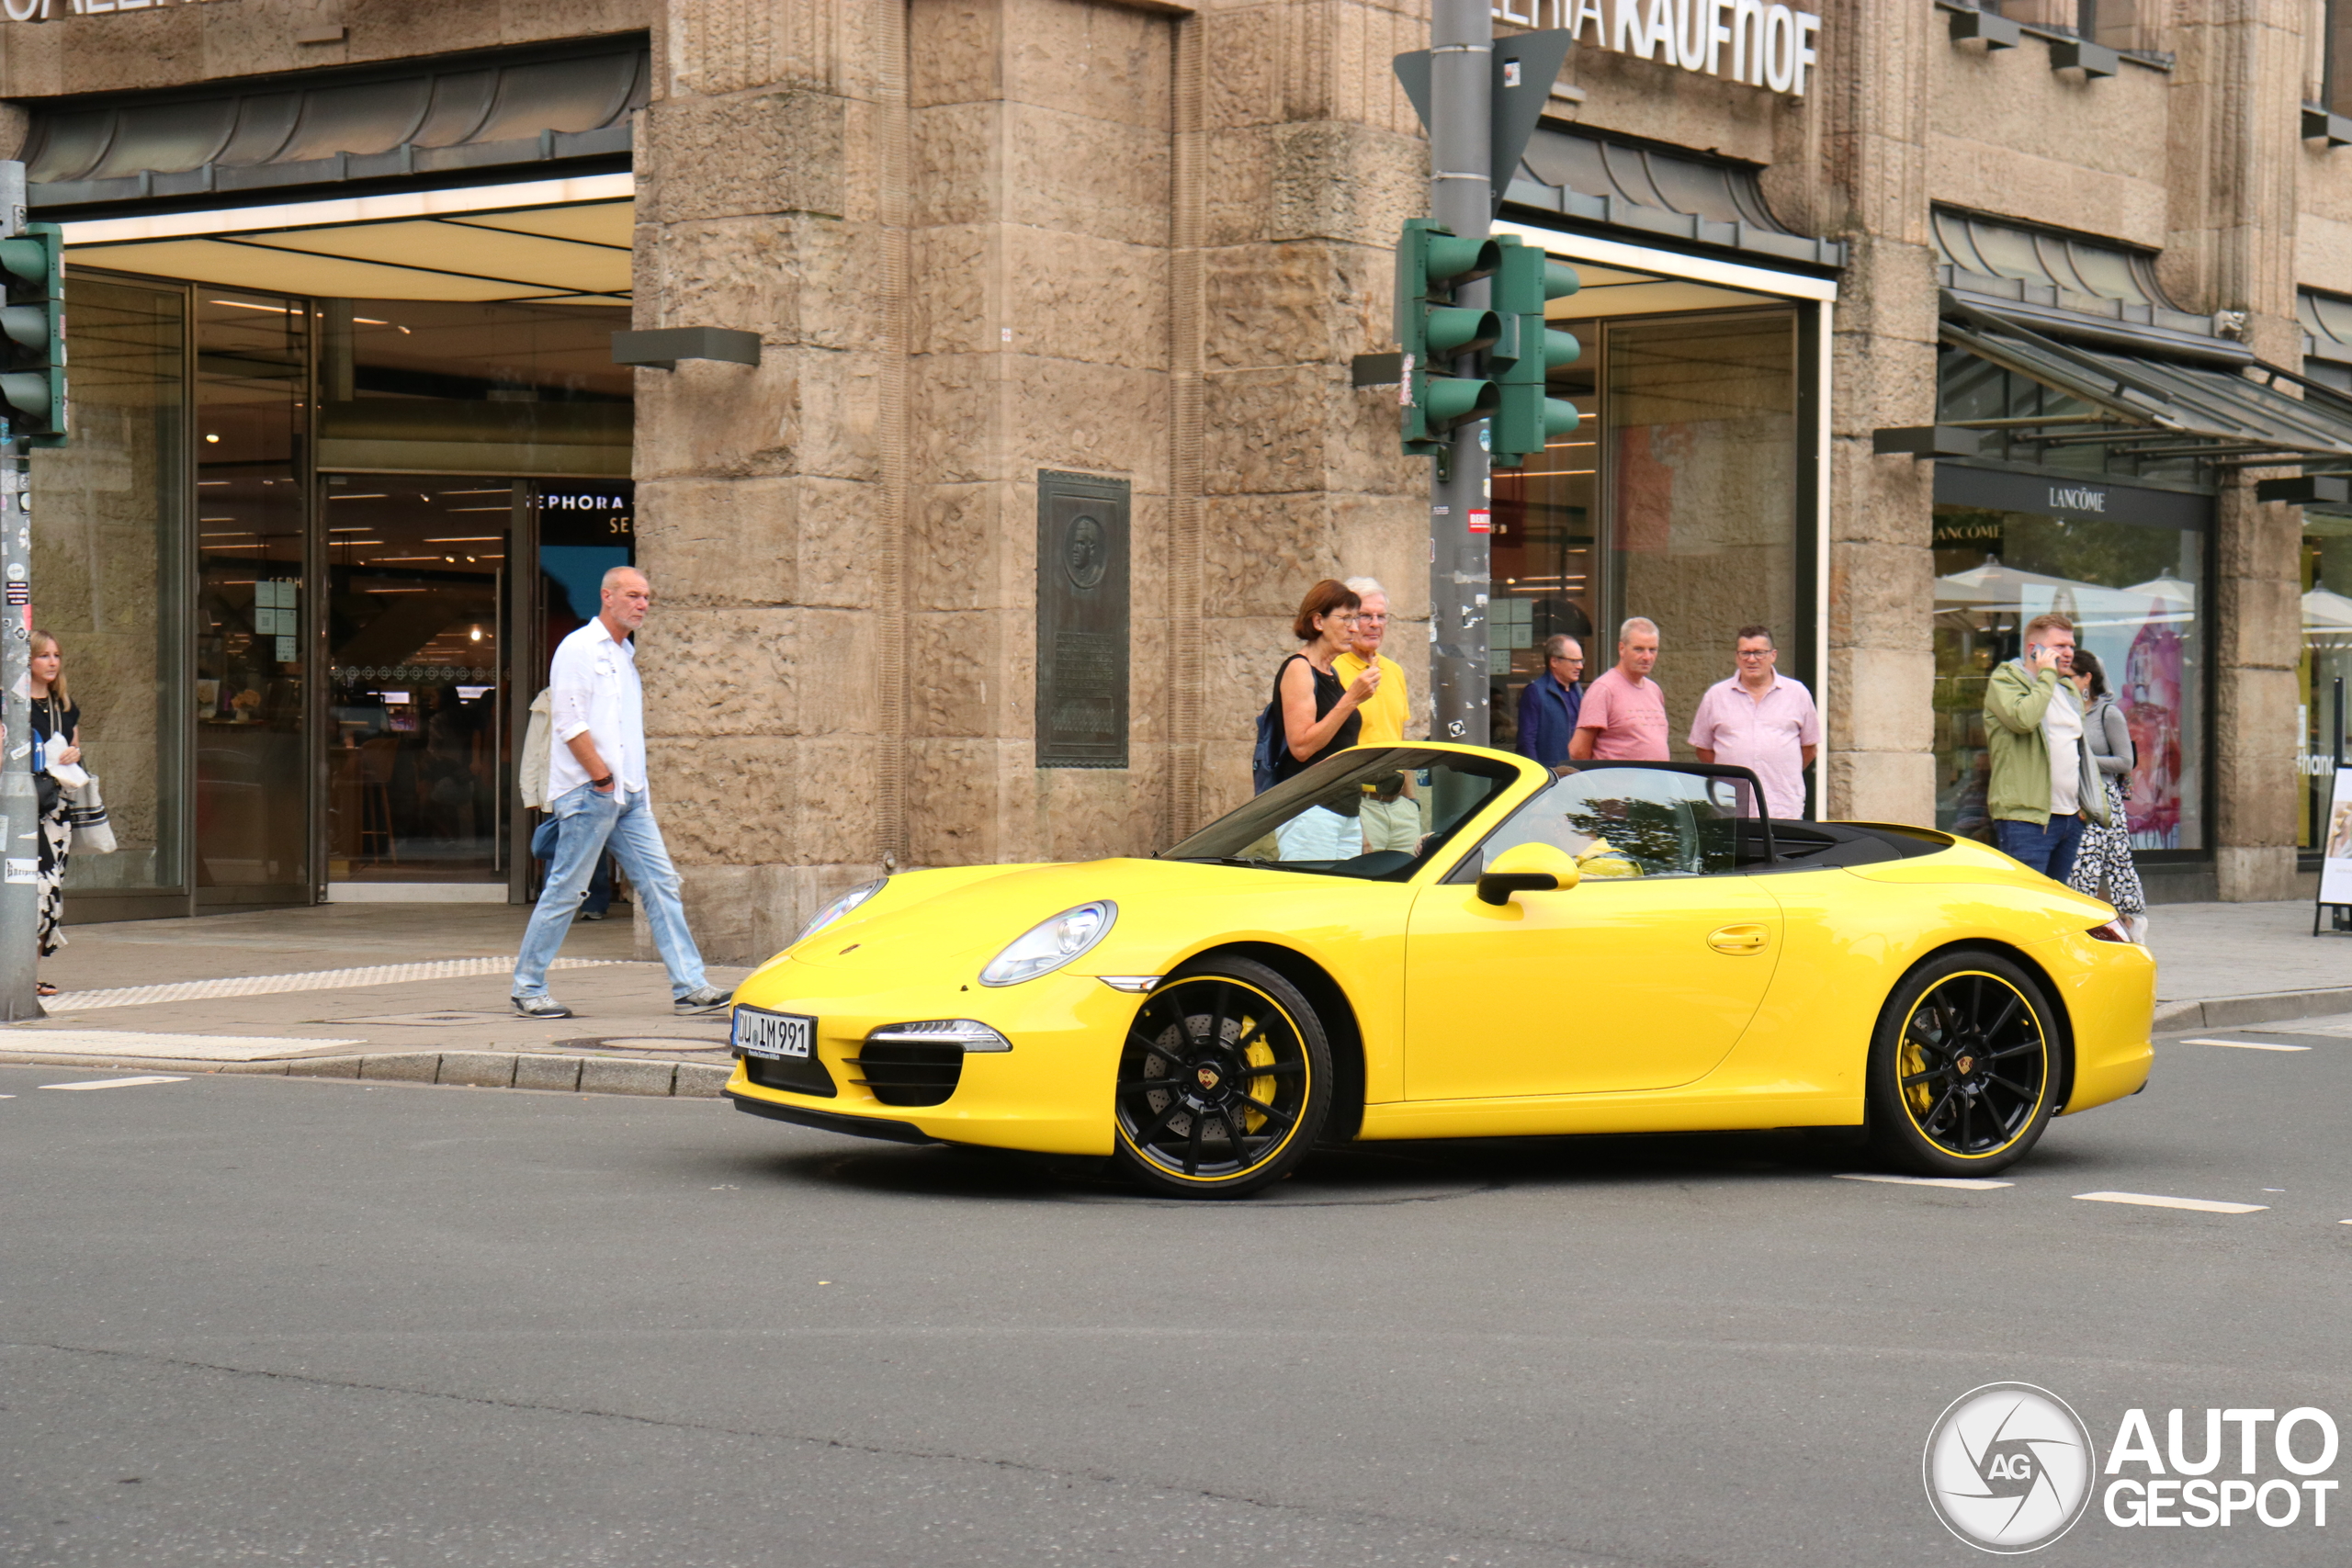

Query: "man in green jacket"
(1982, 612), (2110, 880)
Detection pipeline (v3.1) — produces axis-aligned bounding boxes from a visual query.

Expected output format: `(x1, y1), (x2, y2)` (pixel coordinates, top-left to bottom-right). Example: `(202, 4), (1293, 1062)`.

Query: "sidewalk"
(2142, 898), (2352, 1030)
(0, 897), (2342, 1094)
(0, 904), (752, 1098)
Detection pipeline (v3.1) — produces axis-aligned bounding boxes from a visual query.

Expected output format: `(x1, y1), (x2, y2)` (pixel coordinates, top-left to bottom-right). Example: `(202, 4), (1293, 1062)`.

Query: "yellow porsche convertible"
(723, 746), (2154, 1197)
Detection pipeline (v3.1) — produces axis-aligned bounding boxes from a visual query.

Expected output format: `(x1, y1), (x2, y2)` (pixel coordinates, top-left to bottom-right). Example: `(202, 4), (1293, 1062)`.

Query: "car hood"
(781, 856), (1313, 977)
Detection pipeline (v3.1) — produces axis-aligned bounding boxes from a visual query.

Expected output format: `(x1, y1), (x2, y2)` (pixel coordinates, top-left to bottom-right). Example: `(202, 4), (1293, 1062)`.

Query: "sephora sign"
(1495, 0), (1823, 97)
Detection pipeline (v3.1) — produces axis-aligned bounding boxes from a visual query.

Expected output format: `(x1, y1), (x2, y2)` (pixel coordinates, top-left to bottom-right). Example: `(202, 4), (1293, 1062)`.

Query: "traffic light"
(1487, 235), (1581, 468)
(0, 222), (64, 447)
(1395, 218), (1501, 456)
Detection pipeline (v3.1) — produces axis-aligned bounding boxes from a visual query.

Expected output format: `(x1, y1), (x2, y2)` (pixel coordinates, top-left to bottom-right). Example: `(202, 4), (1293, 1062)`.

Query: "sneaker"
(512, 994), (574, 1019)
(673, 986), (733, 1015)
(580, 909), (607, 921)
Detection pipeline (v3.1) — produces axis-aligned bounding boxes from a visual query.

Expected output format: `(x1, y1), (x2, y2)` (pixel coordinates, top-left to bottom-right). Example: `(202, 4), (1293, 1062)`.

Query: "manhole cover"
(335, 1010), (515, 1026)
(553, 1035), (729, 1054)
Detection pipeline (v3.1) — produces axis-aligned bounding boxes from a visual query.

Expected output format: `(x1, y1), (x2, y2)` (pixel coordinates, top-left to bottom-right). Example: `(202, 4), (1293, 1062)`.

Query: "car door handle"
(1706, 923), (1770, 954)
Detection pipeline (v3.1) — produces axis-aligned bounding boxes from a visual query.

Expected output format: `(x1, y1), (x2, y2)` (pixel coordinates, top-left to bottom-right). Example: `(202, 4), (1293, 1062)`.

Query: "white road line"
(1836, 1173), (2014, 1190)
(40, 1076), (191, 1090)
(0, 1031), (363, 1063)
(2177, 1038), (2312, 1052)
(2074, 1190), (2268, 1214)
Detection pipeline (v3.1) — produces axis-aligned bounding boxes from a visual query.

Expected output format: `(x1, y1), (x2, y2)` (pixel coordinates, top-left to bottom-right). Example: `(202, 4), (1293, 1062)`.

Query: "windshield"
(1161, 748), (1523, 880)
(1468, 764), (1767, 878)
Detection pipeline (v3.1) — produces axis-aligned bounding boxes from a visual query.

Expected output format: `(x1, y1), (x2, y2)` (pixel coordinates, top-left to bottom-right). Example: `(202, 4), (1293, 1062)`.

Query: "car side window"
(1470, 765), (1758, 879)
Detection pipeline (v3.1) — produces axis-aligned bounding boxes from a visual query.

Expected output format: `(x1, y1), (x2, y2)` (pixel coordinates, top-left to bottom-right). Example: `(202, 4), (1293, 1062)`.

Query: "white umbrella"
(2303, 585), (2352, 630)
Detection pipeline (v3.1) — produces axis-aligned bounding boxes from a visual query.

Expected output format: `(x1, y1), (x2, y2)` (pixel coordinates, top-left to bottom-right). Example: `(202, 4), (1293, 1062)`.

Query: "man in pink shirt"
(1690, 624), (1821, 819)
(1569, 616), (1669, 761)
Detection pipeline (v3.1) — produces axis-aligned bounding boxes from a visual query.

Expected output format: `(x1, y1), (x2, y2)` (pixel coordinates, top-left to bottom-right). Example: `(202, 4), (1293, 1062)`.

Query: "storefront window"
(321, 299), (630, 477)
(2302, 510), (2352, 849)
(36, 276), (187, 901)
(195, 292), (310, 899)
(1932, 482), (2208, 850)
(1493, 310), (1801, 781)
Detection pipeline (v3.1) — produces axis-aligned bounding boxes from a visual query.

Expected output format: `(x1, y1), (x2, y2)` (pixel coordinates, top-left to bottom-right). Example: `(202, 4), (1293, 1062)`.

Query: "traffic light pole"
(1427, 0), (1491, 746)
(0, 161), (40, 1020)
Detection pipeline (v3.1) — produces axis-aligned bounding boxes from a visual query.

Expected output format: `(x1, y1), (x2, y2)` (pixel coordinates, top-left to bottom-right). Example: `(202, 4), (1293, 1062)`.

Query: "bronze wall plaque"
(1035, 469), (1130, 769)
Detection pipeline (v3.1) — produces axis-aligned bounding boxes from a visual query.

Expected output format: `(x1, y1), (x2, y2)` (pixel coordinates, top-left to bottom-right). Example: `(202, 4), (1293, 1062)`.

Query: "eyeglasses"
(1736, 649), (1774, 660)
(1549, 655), (1584, 665)
(1356, 613), (1389, 625)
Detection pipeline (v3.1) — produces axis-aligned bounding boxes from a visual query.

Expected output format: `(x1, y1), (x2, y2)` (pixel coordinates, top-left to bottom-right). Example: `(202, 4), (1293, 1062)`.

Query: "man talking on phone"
(1982, 611), (2109, 880)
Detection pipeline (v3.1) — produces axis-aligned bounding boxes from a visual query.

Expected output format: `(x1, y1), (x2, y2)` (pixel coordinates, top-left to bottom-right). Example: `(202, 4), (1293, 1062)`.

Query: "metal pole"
(0, 161), (43, 1020)
(1428, 0), (1492, 746)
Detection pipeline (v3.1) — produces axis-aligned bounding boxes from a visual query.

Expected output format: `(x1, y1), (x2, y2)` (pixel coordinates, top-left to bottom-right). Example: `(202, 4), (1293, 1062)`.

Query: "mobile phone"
(2024, 642), (2044, 665)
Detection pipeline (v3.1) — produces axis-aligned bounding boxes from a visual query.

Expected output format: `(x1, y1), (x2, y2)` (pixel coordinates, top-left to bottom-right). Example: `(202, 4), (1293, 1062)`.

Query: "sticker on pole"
(5, 582), (25, 605)
(6, 857), (37, 885)
(1467, 509), (1492, 534)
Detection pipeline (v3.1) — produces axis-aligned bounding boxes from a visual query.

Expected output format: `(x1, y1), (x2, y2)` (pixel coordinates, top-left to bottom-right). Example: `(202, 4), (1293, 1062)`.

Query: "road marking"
(2177, 1038), (2312, 1052)
(2074, 1190), (2268, 1214)
(0, 1031), (363, 1063)
(40, 1076), (191, 1090)
(1836, 1173), (2014, 1190)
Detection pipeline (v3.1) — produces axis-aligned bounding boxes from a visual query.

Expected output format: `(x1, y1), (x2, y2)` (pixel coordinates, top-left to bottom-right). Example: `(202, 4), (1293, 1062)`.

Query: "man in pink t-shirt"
(1689, 624), (1821, 819)
(1570, 616), (1669, 761)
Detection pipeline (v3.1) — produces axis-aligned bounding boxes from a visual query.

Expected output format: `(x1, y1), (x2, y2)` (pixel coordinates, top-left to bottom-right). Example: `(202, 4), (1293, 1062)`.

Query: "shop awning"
(1500, 125), (1846, 271)
(21, 38), (644, 213)
(1939, 293), (2352, 466)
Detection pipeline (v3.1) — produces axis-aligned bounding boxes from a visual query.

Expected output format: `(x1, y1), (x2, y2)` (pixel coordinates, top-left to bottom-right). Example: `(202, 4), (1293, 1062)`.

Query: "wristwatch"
(591, 773), (615, 788)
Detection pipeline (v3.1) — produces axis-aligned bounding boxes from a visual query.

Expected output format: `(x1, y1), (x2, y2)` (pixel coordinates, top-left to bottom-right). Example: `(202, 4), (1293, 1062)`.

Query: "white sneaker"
(2123, 914), (2150, 944)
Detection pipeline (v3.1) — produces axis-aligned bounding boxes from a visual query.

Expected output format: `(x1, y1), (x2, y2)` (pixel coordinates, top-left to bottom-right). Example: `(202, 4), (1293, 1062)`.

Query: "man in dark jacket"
(1514, 635), (1584, 767)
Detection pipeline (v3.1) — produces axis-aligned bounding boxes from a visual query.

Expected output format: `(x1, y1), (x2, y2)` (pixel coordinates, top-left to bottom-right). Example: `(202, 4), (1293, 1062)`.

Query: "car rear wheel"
(1865, 950), (2060, 1177)
(1111, 957), (1331, 1199)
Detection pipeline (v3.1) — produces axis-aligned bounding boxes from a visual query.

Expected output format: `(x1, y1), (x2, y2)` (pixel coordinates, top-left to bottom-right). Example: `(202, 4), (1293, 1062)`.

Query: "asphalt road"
(4, 1016), (2348, 1568)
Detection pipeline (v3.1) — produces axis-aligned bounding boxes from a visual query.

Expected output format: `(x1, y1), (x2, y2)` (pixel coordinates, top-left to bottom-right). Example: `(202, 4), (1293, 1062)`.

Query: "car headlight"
(978, 901), (1116, 987)
(796, 878), (885, 945)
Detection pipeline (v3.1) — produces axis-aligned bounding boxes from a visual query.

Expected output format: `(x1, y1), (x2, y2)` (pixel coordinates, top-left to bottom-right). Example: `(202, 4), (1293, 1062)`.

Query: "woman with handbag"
(28, 630), (81, 994)
(2064, 647), (2149, 942)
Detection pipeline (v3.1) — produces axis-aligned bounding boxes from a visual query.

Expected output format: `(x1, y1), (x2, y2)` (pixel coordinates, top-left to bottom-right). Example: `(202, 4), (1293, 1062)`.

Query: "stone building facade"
(6, 0), (2350, 956)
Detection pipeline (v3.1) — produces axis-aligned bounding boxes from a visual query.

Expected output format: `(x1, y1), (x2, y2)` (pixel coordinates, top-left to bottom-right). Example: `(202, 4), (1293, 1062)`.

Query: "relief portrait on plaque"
(1035, 473), (1130, 769)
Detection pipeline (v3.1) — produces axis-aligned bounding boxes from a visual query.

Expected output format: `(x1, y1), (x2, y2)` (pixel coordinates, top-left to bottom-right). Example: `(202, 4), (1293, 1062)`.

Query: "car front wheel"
(1111, 957), (1331, 1199)
(1865, 950), (2061, 1177)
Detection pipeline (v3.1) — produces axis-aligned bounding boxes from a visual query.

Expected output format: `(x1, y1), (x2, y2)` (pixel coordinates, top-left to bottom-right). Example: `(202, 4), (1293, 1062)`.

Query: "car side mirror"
(1475, 841), (1582, 906)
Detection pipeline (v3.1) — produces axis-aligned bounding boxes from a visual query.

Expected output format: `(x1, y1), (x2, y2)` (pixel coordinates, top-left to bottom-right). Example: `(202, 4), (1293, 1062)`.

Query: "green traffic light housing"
(0, 223), (65, 447)
(1396, 218), (1503, 453)
(1487, 234), (1581, 468)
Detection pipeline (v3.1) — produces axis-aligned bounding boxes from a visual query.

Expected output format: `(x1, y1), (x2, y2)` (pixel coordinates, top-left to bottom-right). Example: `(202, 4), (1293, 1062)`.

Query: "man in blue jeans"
(1982, 612), (2109, 881)
(512, 566), (730, 1019)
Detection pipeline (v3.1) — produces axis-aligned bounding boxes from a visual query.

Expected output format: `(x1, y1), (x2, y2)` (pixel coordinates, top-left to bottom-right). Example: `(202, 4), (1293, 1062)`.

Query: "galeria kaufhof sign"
(1496, 0), (1823, 96)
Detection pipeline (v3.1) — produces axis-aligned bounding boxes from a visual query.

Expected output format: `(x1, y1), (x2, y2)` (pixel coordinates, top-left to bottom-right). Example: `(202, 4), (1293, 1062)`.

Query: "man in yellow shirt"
(1334, 576), (1419, 853)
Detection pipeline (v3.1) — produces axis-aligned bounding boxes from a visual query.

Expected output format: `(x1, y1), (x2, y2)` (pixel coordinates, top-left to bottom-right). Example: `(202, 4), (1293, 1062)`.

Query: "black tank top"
(1271, 653), (1360, 784)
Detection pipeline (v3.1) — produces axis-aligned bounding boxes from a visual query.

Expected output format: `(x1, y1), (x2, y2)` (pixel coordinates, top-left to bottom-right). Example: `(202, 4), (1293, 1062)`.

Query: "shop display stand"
(2317, 677), (2352, 937)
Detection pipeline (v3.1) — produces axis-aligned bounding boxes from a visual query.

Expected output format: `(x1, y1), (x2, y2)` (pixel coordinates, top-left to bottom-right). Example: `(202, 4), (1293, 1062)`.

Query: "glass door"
(194, 293), (310, 906)
(322, 478), (513, 884)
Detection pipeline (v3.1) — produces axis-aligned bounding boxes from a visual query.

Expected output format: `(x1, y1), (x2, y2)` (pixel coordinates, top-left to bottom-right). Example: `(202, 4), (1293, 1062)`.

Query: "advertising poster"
(2323, 766), (2352, 907)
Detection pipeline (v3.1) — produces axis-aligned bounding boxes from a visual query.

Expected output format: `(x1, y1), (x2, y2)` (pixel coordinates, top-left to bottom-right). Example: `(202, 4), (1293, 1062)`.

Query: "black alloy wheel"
(1111, 956), (1331, 1198)
(1865, 950), (2060, 1177)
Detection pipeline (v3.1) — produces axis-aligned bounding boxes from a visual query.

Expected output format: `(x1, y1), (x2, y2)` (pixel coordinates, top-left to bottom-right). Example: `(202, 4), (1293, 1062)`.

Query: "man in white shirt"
(512, 567), (730, 1019)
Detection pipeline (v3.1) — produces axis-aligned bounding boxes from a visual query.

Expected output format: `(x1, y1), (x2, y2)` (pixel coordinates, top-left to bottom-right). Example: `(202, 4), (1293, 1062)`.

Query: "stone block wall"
(631, 0), (1431, 961)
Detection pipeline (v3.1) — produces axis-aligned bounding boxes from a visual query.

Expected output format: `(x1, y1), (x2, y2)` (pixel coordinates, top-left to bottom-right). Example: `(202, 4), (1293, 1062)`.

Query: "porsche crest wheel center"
(1195, 1064), (1222, 1093)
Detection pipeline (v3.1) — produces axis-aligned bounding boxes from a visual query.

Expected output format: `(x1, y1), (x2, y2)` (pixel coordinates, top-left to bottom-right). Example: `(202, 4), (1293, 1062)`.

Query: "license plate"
(733, 1008), (814, 1060)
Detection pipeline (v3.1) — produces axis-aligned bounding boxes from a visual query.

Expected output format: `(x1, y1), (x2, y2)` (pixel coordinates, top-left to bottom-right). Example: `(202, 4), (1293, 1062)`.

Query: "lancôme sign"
(1495, 0), (1823, 97)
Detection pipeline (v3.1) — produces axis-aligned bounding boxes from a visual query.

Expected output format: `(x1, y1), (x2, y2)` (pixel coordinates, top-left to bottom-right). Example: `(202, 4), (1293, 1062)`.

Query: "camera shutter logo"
(1924, 1383), (2096, 1552)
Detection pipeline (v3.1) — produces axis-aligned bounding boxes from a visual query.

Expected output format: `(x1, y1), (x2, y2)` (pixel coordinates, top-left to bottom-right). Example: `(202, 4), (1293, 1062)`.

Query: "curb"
(2153, 986), (2352, 1033)
(0, 1048), (734, 1098)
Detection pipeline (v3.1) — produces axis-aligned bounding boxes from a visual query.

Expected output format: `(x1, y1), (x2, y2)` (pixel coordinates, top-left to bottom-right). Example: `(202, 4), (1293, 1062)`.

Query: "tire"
(1864, 949), (2063, 1177)
(1110, 956), (1332, 1199)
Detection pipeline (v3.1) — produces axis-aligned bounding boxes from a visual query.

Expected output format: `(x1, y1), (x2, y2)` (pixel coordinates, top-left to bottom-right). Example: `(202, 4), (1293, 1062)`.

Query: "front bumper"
(720, 968), (1135, 1156)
